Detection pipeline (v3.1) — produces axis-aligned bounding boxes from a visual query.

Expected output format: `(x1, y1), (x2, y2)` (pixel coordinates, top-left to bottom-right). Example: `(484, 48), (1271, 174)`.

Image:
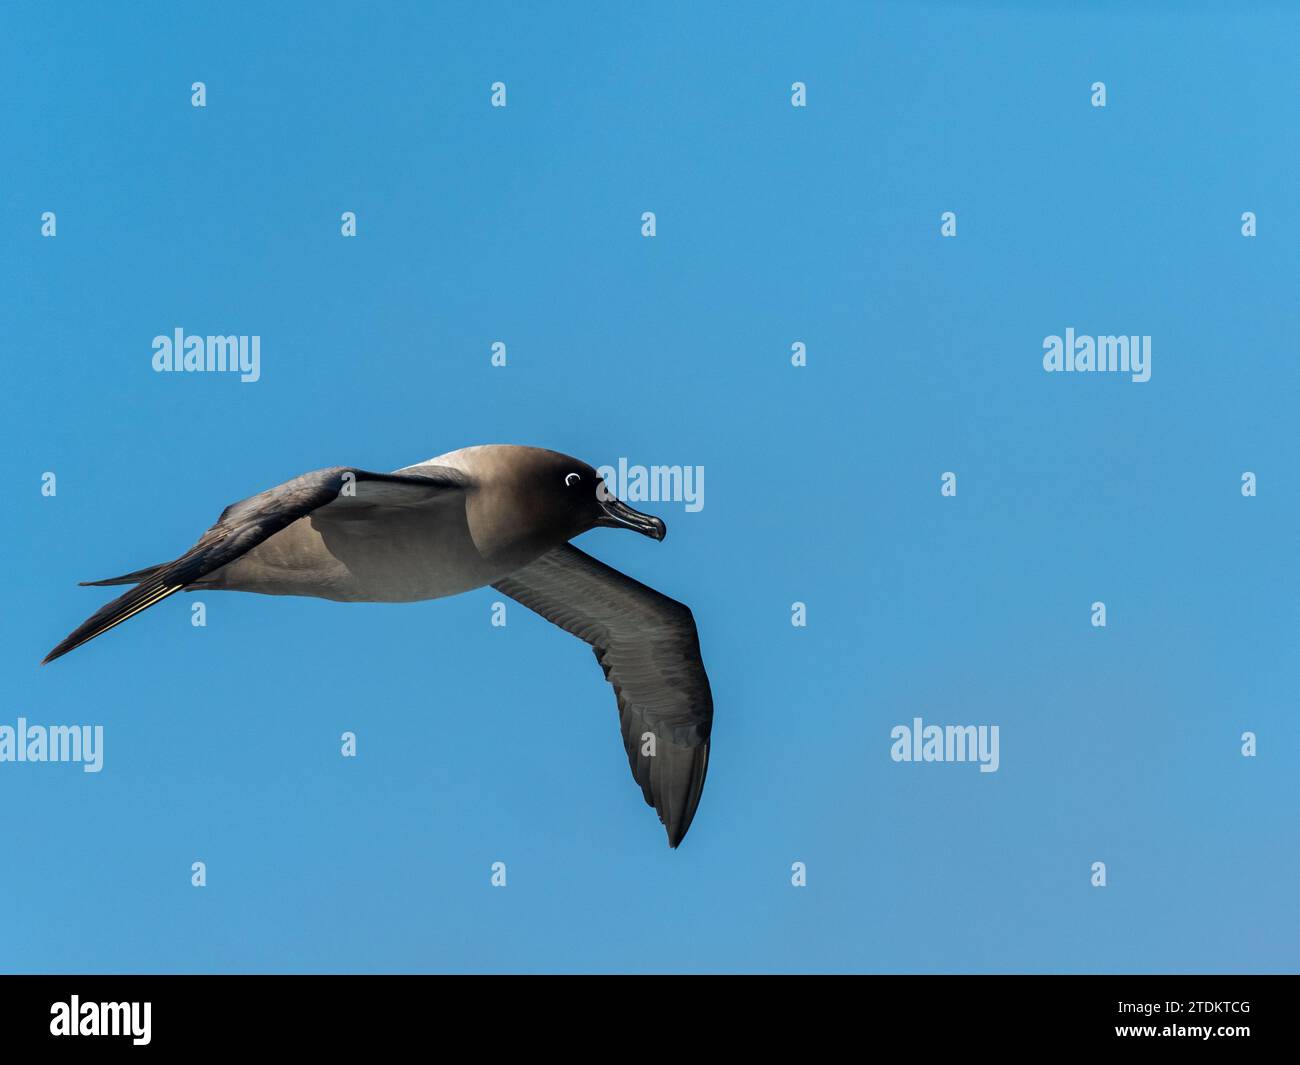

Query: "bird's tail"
(79, 563), (168, 587)
(44, 560), (183, 664)
(44, 575), (186, 664)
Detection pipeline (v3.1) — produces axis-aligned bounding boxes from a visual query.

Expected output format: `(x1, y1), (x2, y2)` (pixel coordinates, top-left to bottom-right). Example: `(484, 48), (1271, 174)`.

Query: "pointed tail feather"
(79, 563), (168, 587)
(43, 576), (185, 664)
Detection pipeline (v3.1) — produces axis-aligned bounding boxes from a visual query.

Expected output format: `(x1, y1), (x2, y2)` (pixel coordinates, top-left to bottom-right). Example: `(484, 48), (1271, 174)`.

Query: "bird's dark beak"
(595, 496), (667, 541)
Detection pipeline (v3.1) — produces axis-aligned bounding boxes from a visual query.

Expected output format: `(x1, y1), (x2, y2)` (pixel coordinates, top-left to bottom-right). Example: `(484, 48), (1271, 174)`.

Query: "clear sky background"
(1, 1), (1297, 973)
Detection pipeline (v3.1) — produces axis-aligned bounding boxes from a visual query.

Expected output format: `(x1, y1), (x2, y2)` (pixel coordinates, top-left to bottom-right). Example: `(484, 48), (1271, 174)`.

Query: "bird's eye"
(564, 472), (581, 487)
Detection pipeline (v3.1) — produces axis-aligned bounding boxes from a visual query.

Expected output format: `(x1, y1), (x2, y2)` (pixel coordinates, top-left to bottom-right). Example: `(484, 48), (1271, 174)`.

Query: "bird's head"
(454, 445), (666, 559)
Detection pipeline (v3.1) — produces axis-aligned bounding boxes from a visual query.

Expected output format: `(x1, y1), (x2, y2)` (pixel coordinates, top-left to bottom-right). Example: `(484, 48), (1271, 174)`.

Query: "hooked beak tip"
(596, 497), (667, 541)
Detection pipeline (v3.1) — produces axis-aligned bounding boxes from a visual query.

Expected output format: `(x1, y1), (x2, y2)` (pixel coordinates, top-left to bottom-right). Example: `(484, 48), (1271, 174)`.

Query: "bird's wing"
(43, 465), (467, 664)
(492, 544), (713, 848)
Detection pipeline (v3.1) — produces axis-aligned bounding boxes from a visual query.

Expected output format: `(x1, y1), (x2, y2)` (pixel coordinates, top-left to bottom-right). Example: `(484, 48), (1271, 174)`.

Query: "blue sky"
(1, 1), (1297, 973)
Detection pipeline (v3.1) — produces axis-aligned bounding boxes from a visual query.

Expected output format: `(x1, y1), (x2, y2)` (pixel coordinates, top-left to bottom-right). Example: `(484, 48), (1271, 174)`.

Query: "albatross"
(43, 445), (713, 847)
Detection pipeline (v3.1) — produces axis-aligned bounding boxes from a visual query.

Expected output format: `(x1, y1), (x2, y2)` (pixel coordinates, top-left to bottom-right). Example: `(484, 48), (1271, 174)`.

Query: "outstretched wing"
(43, 465), (467, 664)
(493, 544), (713, 848)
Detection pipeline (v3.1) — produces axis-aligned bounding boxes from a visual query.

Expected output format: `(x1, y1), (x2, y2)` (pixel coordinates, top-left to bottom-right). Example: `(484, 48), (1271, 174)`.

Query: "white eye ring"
(565, 472), (581, 487)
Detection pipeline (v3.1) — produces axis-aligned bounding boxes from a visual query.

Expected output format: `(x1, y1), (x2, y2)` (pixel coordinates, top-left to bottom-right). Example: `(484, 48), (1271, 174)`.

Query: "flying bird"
(43, 445), (713, 847)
